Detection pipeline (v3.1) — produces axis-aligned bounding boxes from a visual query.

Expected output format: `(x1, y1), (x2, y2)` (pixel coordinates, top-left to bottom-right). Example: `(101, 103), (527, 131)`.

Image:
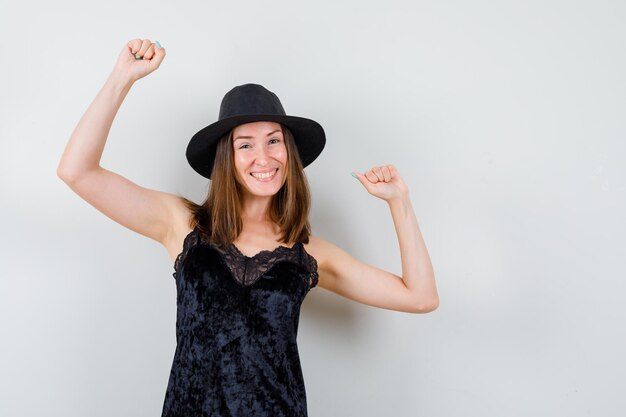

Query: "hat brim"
(187, 114), (326, 179)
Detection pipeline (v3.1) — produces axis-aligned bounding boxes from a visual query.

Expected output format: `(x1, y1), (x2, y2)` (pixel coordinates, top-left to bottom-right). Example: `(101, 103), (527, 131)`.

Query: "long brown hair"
(179, 124), (313, 246)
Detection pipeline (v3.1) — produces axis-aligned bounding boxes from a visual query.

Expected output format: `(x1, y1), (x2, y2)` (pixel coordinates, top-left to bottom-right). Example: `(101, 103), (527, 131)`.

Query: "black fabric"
(162, 226), (319, 417)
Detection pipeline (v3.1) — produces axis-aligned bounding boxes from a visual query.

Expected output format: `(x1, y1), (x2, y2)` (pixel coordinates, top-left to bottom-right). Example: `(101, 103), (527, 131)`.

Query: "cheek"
(234, 154), (249, 168)
(233, 156), (249, 180)
(275, 146), (288, 162)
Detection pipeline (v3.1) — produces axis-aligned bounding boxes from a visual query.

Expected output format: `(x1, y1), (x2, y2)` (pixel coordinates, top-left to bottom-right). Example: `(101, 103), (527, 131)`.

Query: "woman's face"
(232, 121), (288, 198)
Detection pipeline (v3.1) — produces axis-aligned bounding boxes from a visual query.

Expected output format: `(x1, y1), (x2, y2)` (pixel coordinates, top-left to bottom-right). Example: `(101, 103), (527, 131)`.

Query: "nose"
(252, 144), (271, 164)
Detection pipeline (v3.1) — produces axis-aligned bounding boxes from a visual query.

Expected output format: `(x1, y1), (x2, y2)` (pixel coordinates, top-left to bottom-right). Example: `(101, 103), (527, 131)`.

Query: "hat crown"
(218, 83), (286, 120)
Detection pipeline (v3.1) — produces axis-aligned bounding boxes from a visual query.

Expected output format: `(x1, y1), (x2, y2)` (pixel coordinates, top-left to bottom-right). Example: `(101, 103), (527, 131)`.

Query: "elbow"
(57, 166), (70, 182)
(427, 297), (440, 312)
(57, 170), (78, 186)
(56, 163), (74, 183)
(413, 297), (439, 314)
(57, 164), (87, 184)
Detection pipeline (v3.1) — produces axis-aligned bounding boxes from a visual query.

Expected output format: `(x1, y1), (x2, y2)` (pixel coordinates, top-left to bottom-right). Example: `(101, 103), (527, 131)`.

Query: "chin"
(243, 182), (282, 196)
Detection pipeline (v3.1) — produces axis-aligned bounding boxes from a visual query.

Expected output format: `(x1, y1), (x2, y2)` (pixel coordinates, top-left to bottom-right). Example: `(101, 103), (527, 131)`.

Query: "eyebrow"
(233, 129), (282, 142)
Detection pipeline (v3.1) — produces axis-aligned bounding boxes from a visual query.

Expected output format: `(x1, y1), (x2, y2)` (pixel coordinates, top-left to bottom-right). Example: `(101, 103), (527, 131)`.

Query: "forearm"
(57, 71), (134, 179)
(388, 195), (439, 308)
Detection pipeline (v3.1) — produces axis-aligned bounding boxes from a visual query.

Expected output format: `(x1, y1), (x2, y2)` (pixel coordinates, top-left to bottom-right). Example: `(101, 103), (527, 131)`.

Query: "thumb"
(351, 171), (369, 189)
(151, 41), (166, 67)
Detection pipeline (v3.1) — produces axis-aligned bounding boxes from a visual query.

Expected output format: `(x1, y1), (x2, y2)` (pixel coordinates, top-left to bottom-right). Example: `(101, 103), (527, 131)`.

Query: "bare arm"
(56, 39), (181, 245)
(316, 165), (439, 313)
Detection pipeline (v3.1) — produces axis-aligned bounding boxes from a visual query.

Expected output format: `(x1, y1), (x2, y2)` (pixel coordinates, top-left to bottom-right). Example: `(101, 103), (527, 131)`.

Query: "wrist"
(387, 194), (411, 211)
(107, 70), (135, 91)
(387, 192), (410, 205)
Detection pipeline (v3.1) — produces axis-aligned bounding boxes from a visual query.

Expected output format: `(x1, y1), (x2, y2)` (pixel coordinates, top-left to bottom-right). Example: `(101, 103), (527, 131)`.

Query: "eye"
(269, 138), (281, 144)
(238, 144), (251, 149)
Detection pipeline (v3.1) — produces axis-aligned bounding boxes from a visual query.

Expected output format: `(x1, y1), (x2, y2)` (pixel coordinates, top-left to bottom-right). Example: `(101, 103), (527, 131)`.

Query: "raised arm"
(56, 39), (182, 246)
(314, 165), (439, 314)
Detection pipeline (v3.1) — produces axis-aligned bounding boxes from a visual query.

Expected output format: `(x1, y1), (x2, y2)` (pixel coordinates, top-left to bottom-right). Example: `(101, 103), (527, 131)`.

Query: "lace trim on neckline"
(173, 227), (319, 288)
(228, 240), (302, 260)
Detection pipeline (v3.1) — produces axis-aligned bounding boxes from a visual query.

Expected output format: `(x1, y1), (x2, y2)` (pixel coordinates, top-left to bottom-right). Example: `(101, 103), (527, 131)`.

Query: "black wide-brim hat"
(187, 83), (326, 179)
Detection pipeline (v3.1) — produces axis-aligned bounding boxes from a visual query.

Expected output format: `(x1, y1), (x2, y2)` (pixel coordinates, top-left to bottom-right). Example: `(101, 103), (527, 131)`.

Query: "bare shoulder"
(304, 233), (350, 262)
(302, 234), (348, 287)
(302, 234), (326, 267)
(162, 195), (195, 264)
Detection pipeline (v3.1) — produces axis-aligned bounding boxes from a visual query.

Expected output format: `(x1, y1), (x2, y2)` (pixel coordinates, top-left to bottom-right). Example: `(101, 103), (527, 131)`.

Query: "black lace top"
(161, 226), (319, 417)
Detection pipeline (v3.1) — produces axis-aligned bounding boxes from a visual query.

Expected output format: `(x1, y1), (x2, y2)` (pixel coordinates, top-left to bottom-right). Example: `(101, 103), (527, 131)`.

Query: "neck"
(241, 195), (273, 222)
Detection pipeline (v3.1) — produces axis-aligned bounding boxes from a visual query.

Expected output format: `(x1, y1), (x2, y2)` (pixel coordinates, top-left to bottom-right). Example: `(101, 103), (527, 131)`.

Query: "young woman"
(57, 38), (439, 417)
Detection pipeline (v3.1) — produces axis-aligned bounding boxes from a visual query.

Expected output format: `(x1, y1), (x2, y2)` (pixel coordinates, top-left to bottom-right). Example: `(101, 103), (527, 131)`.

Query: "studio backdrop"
(1, 0), (625, 416)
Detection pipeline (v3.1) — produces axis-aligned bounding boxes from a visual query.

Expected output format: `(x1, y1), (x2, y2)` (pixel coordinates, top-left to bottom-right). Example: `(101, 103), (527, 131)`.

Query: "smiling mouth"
(250, 168), (279, 181)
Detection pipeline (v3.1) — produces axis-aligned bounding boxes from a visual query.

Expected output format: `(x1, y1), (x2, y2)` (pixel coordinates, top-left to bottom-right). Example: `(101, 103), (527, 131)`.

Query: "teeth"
(251, 169), (277, 179)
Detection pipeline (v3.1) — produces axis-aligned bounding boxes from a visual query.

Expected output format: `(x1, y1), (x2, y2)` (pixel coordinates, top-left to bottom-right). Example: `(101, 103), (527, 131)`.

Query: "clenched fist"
(112, 38), (166, 83)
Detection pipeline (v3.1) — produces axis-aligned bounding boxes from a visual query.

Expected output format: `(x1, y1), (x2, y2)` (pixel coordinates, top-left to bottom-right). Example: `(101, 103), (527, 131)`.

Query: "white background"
(1, 0), (625, 416)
